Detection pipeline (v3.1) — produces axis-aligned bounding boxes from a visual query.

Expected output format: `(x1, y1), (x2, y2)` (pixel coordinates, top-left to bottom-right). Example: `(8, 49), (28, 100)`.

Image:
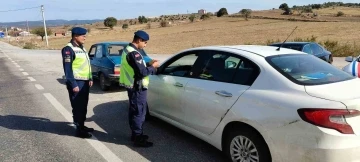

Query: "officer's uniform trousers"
(126, 87), (134, 129)
(66, 80), (90, 127)
(129, 88), (147, 136)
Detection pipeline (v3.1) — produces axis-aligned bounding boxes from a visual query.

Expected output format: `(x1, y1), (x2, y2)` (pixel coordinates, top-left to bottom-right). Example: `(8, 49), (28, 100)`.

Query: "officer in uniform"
(61, 27), (94, 138)
(119, 31), (158, 143)
(121, 30), (159, 147)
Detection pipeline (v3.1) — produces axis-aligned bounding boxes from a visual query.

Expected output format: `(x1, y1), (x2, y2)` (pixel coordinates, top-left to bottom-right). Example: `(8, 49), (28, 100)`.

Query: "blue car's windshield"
(266, 54), (354, 85)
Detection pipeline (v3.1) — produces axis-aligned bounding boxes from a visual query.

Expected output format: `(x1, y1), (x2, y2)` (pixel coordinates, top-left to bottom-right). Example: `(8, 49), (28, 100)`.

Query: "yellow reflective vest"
(119, 45), (149, 89)
(66, 43), (92, 80)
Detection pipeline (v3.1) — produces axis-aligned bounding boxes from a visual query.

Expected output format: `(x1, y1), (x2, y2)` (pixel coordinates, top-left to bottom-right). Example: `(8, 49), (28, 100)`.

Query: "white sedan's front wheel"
(224, 129), (271, 162)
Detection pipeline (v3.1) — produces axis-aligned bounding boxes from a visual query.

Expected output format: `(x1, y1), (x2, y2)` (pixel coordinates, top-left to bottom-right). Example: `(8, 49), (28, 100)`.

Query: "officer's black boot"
(76, 126), (92, 138)
(83, 125), (94, 132)
(74, 122), (94, 132)
(131, 134), (149, 142)
(133, 135), (153, 147)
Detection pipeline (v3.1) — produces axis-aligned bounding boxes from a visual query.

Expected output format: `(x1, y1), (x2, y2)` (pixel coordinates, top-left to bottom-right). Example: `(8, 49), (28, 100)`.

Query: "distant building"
(54, 31), (66, 37)
(19, 31), (30, 36)
(198, 9), (206, 14)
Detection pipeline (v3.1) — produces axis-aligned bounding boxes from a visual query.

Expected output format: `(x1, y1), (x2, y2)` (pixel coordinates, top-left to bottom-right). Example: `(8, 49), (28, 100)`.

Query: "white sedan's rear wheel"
(224, 129), (271, 162)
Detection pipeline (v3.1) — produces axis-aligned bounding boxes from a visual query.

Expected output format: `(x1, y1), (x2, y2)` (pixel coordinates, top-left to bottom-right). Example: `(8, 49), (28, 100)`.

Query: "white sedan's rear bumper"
(265, 121), (360, 162)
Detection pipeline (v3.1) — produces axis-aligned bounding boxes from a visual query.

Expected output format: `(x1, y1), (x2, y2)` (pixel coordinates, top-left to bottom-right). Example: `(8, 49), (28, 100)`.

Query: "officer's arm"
(62, 47), (78, 88)
(127, 51), (156, 77)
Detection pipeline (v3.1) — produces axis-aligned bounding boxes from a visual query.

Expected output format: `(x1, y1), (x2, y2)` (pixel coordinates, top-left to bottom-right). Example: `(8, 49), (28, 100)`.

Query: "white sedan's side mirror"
(345, 56), (354, 62)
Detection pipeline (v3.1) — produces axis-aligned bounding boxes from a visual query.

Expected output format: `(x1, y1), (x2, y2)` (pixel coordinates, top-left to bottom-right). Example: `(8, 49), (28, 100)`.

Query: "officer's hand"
(149, 59), (159, 65)
(152, 61), (160, 68)
(73, 86), (80, 93)
(89, 81), (93, 87)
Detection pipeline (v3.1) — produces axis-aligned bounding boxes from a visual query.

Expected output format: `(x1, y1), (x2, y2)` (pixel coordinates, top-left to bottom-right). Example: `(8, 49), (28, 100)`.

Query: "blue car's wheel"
(99, 73), (110, 91)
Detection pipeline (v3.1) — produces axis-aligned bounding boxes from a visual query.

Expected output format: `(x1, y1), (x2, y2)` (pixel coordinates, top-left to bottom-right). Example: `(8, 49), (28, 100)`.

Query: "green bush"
(189, 14), (196, 22)
(337, 11), (344, 17)
(23, 42), (36, 49)
(160, 20), (168, 27)
(200, 13), (211, 20)
(122, 24), (128, 29)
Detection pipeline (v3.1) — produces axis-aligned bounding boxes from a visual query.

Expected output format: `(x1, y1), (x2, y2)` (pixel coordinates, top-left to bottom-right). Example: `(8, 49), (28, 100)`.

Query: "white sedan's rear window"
(266, 54), (354, 85)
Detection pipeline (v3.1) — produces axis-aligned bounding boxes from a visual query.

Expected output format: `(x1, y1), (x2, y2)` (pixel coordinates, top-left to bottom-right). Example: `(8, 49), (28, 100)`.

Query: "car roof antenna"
(276, 26), (298, 51)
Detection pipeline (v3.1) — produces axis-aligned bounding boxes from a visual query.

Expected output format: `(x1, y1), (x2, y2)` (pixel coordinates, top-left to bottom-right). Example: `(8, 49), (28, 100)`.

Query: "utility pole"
(41, 5), (49, 47)
(5, 26), (9, 42)
(26, 20), (29, 32)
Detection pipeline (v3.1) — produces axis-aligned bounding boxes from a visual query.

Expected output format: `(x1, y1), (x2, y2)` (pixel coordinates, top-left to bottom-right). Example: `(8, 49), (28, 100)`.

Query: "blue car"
(269, 42), (333, 64)
(88, 42), (152, 91)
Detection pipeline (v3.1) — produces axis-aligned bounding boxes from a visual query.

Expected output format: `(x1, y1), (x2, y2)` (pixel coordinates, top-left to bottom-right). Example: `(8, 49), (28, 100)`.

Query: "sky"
(0, 0), (358, 22)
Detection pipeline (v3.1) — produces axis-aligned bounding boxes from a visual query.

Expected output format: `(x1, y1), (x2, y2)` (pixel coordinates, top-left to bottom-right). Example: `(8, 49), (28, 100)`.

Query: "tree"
(279, 3), (289, 10)
(217, 8), (228, 17)
(31, 27), (53, 41)
(138, 16), (148, 24)
(279, 3), (291, 15)
(240, 9), (252, 20)
(103, 17), (117, 29)
(189, 14), (196, 22)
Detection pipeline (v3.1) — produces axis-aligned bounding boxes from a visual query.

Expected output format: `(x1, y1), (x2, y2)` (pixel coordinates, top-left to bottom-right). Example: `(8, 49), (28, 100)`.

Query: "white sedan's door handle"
(174, 82), (183, 87)
(215, 90), (232, 97)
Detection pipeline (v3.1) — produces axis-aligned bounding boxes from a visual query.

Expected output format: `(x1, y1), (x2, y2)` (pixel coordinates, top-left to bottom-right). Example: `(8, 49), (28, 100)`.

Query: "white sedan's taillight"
(297, 108), (360, 134)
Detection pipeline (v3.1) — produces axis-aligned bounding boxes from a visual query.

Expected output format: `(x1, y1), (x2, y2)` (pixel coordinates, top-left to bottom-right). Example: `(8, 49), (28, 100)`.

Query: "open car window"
(161, 53), (199, 77)
(266, 54), (354, 85)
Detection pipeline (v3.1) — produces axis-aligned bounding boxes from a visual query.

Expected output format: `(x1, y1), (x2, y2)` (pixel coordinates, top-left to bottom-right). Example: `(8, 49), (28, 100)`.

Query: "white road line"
(19, 68), (24, 71)
(15, 65), (20, 67)
(11, 61), (15, 63)
(43, 93), (123, 162)
(28, 77), (36, 81)
(35, 84), (44, 90)
(22, 72), (29, 76)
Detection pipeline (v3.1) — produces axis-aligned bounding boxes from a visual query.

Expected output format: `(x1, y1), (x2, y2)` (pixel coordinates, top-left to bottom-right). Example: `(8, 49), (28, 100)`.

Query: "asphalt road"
(0, 41), (350, 162)
(0, 42), (226, 162)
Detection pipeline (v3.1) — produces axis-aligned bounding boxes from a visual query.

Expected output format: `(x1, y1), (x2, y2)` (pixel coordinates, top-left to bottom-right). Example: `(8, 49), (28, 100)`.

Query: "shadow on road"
(0, 115), (80, 137)
(56, 78), (125, 94)
(87, 100), (226, 162)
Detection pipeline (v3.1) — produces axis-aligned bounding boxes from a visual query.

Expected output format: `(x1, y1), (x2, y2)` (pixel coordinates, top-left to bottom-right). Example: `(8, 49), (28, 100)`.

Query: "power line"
(0, 6), (41, 13)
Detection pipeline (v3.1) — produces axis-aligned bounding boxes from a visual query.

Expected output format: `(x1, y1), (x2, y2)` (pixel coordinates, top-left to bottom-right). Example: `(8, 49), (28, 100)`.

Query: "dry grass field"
(5, 7), (360, 56)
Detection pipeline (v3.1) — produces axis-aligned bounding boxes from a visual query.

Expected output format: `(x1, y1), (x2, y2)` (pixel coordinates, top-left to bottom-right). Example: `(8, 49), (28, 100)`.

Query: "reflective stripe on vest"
(119, 46), (149, 89)
(66, 43), (92, 80)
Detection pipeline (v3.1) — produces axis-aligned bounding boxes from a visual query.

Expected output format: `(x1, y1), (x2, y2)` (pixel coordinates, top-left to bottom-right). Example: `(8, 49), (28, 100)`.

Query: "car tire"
(224, 128), (271, 162)
(99, 73), (110, 91)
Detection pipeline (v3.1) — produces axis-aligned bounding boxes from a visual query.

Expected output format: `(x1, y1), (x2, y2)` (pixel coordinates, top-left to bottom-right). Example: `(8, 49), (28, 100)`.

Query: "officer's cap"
(134, 30), (149, 41)
(71, 27), (87, 35)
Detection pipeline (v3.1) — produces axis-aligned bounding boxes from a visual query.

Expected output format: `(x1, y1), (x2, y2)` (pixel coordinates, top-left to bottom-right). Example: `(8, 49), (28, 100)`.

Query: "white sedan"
(147, 45), (360, 162)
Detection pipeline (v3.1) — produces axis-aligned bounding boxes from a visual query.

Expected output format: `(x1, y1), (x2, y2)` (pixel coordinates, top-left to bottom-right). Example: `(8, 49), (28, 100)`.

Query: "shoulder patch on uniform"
(65, 51), (70, 55)
(65, 58), (71, 62)
(135, 54), (140, 57)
